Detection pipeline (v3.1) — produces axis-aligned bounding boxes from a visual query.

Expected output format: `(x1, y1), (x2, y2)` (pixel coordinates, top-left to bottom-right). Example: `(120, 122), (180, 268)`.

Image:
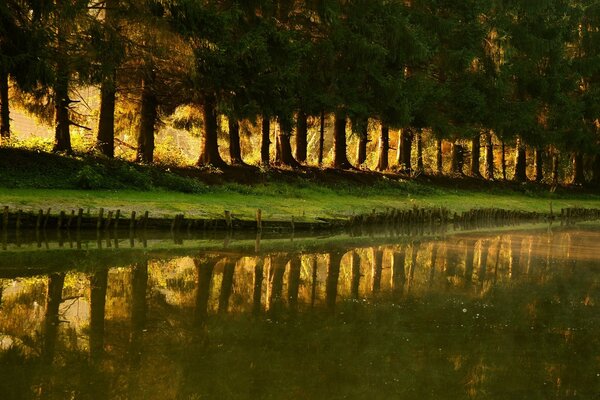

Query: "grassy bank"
(1, 147), (600, 221)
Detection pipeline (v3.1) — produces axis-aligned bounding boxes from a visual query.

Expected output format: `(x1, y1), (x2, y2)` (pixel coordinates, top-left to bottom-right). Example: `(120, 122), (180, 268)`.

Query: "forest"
(2, 0), (600, 185)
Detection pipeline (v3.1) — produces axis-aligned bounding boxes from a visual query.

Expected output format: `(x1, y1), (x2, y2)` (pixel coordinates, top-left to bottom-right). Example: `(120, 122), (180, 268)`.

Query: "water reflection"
(0, 226), (598, 399)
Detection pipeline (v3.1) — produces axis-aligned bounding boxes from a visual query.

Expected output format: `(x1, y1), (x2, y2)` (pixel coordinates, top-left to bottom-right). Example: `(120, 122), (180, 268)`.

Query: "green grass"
(1, 181), (600, 222)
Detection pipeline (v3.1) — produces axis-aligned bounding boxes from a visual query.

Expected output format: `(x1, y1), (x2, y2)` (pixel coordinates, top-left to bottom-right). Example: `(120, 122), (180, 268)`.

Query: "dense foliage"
(1, 0), (600, 184)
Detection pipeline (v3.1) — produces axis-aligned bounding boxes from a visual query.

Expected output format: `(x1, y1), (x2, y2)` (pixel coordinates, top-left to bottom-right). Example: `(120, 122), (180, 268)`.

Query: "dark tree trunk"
(416, 130), (424, 171)
(269, 256), (286, 314)
(372, 249), (383, 292)
(501, 140), (507, 180)
(513, 137), (527, 182)
(198, 96), (225, 167)
(333, 113), (352, 169)
(534, 147), (544, 182)
(318, 110), (325, 166)
(275, 117), (300, 167)
(43, 273), (65, 364)
(194, 258), (215, 325)
(470, 132), (482, 178)
(356, 122), (368, 166)
(450, 142), (464, 174)
(89, 269), (108, 362)
(295, 112), (308, 163)
(97, 71), (116, 157)
(485, 131), (494, 180)
(436, 138), (443, 174)
(287, 257), (301, 312)
(377, 125), (389, 171)
(261, 117), (270, 165)
(350, 251), (361, 300)
(0, 68), (10, 139)
(593, 154), (600, 186)
(136, 70), (157, 163)
(53, 17), (72, 153)
(218, 258), (236, 313)
(551, 150), (559, 185)
(228, 118), (243, 165)
(571, 152), (585, 185)
(252, 260), (264, 315)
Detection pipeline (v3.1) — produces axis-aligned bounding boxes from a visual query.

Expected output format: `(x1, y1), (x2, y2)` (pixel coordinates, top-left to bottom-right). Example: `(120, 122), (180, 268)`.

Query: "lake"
(0, 223), (598, 399)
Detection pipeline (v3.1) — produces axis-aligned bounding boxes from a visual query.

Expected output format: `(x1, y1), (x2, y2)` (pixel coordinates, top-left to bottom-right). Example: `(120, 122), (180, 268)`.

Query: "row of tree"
(1, 0), (600, 184)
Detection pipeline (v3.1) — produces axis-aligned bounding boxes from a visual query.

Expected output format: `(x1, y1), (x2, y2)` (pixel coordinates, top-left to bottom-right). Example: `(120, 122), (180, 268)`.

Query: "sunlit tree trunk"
(275, 117), (300, 167)
(318, 111), (325, 166)
(53, 13), (72, 153)
(485, 131), (494, 179)
(228, 118), (243, 165)
(534, 147), (543, 182)
(136, 69), (157, 163)
(356, 122), (368, 166)
(261, 117), (270, 165)
(513, 137), (527, 182)
(571, 152), (585, 185)
(295, 112), (308, 163)
(333, 113), (352, 169)
(0, 68), (10, 139)
(470, 132), (482, 178)
(397, 128), (413, 173)
(436, 138), (443, 174)
(376, 125), (389, 171)
(416, 130), (424, 171)
(198, 96), (225, 167)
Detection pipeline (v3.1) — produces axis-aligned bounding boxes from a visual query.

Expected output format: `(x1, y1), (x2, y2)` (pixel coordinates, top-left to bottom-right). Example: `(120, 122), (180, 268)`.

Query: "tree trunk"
(275, 117), (300, 167)
(450, 142), (464, 174)
(470, 132), (482, 178)
(551, 149), (559, 185)
(534, 147), (543, 182)
(318, 110), (325, 166)
(43, 273), (65, 364)
(326, 252), (342, 311)
(333, 112), (352, 169)
(136, 69), (157, 163)
(261, 117), (270, 166)
(501, 140), (507, 180)
(397, 128), (413, 173)
(416, 130), (424, 171)
(228, 118), (244, 165)
(97, 71), (116, 157)
(198, 96), (225, 167)
(513, 137), (527, 182)
(571, 152), (585, 185)
(592, 154), (600, 186)
(485, 131), (494, 179)
(218, 258), (236, 313)
(53, 12), (72, 153)
(0, 68), (10, 140)
(436, 138), (443, 174)
(377, 125), (389, 171)
(295, 112), (308, 163)
(356, 122), (368, 166)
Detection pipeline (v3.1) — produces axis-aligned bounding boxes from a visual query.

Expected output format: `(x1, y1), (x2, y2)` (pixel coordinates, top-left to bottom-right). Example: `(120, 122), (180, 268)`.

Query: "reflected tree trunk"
(478, 239), (490, 285)
(407, 243), (419, 291)
(428, 242), (438, 287)
(392, 247), (406, 294)
(89, 269), (109, 363)
(351, 251), (361, 300)
(130, 261), (148, 367)
(218, 258), (236, 314)
(43, 273), (65, 364)
(287, 256), (301, 312)
(311, 255), (318, 307)
(464, 239), (476, 287)
(268, 256), (287, 314)
(509, 236), (523, 279)
(252, 258), (264, 315)
(326, 252), (343, 311)
(194, 257), (215, 325)
(372, 248), (383, 293)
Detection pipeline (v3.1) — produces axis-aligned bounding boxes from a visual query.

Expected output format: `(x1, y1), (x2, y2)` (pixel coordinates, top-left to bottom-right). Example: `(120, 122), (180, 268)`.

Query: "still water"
(0, 224), (598, 399)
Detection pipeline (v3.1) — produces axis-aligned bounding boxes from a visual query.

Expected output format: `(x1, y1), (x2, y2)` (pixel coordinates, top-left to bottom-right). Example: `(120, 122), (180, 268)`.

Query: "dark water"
(0, 225), (598, 399)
